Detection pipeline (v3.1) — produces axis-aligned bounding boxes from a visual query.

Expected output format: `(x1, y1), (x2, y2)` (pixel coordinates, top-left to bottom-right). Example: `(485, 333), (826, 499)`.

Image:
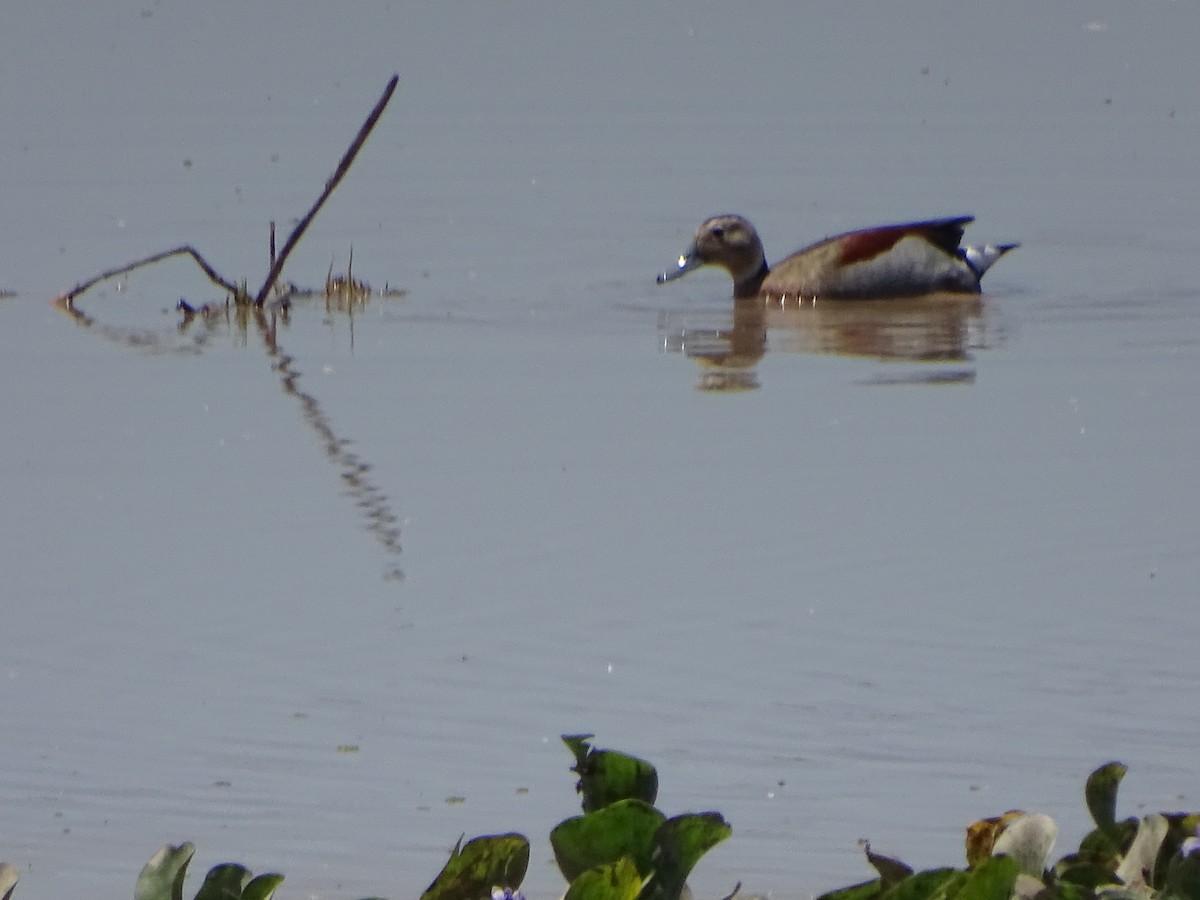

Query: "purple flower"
(491, 888), (525, 900)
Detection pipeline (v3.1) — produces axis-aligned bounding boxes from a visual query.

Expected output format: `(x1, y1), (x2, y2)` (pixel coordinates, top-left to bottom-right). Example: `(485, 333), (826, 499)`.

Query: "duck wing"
(764, 217), (981, 299)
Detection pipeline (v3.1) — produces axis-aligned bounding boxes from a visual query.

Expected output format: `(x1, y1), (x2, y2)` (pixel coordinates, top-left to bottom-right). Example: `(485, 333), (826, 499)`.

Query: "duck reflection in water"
(657, 214), (1017, 391)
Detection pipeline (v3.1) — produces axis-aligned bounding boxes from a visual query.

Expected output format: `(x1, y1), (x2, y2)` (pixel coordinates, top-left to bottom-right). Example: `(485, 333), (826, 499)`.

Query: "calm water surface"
(2, 3), (1199, 899)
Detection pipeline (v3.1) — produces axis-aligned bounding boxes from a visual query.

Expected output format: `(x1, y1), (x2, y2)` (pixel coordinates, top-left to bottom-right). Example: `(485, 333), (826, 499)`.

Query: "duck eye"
(710, 226), (725, 239)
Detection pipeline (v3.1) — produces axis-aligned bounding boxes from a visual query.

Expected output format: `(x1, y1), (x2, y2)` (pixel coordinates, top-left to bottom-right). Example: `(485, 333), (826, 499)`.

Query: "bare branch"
(54, 245), (243, 308)
(253, 73), (399, 306)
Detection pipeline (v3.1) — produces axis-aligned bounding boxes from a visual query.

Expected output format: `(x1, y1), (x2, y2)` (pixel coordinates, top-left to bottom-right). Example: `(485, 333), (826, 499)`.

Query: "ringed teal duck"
(657, 214), (1017, 300)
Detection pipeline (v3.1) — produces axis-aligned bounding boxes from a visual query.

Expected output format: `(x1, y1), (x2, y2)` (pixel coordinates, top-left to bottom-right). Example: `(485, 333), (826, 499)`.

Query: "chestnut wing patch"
(838, 217), (973, 266)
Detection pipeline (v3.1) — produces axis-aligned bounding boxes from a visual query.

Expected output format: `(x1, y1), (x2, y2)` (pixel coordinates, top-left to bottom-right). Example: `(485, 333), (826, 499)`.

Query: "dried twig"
(252, 73), (398, 306)
(55, 245), (243, 308)
(52, 74), (399, 310)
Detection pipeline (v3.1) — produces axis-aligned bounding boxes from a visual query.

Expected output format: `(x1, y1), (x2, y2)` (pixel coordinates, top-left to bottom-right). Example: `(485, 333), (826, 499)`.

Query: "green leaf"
(136, 843), (197, 900)
(0, 863), (20, 900)
(880, 868), (965, 900)
(1036, 881), (1088, 900)
(563, 858), (646, 900)
(1164, 849), (1200, 900)
(1158, 814), (1200, 887)
(563, 734), (594, 765)
(241, 873), (286, 900)
(195, 863), (251, 900)
(420, 833), (530, 900)
(551, 799), (666, 882)
(563, 735), (658, 813)
(1053, 854), (1118, 891)
(651, 812), (732, 900)
(816, 879), (884, 900)
(953, 856), (1020, 900)
(1076, 825), (1130, 865)
(1085, 763), (1128, 837)
(863, 843), (914, 887)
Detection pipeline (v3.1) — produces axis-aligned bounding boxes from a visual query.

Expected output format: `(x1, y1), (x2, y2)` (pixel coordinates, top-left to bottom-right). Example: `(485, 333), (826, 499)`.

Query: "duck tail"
(962, 242), (1019, 278)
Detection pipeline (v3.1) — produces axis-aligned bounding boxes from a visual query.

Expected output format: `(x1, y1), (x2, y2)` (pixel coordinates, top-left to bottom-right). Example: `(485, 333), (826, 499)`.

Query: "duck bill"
(657, 246), (703, 284)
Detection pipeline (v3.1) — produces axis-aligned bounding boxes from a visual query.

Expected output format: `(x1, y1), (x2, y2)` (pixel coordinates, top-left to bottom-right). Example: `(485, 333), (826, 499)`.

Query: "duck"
(657, 214), (1017, 300)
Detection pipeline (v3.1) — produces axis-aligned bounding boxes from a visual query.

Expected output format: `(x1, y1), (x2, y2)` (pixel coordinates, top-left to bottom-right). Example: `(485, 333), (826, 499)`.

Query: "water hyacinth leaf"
(1052, 854), (1118, 891)
(1037, 881), (1087, 900)
(579, 748), (657, 813)
(420, 833), (530, 900)
(0, 863), (19, 900)
(1077, 820), (1134, 864)
(1165, 847), (1200, 900)
(815, 879), (883, 900)
(563, 858), (646, 900)
(652, 812), (733, 900)
(879, 867), (963, 900)
(241, 873), (286, 900)
(136, 843), (197, 900)
(563, 735), (658, 813)
(1159, 814), (1200, 871)
(1085, 763), (1127, 837)
(991, 814), (1058, 877)
(1114, 814), (1168, 889)
(195, 863), (251, 900)
(563, 734), (594, 767)
(551, 799), (666, 882)
(953, 855), (1020, 900)
(863, 842), (914, 887)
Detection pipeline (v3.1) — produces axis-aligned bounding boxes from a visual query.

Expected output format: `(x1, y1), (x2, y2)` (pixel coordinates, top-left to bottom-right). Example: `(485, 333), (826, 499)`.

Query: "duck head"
(657, 214), (770, 298)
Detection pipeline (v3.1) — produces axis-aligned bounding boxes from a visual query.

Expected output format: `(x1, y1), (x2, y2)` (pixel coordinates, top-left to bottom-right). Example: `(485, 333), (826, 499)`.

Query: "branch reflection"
(255, 305), (405, 581)
(54, 289), (405, 581)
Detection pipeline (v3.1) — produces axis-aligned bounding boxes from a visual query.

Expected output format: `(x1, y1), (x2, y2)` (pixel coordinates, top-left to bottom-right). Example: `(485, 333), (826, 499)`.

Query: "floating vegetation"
(422, 834), (530, 900)
(274, 248), (407, 313)
(3, 756), (1198, 900)
(817, 760), (1200, 900)
(418, 735), (729, 900)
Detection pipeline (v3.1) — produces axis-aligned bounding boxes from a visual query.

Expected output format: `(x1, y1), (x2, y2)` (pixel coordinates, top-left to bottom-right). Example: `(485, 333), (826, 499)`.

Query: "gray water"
(2, 3), (1199, 899)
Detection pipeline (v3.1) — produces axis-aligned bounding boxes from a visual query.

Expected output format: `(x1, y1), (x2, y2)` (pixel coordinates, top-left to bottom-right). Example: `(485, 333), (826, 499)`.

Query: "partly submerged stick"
(53, 73), (399, 310)
(252, 73), (398, 307)
(56, 245), (243, 307)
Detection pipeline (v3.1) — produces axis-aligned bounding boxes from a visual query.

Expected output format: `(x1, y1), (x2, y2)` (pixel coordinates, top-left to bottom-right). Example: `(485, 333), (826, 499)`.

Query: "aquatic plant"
(133, 842), (284, 900)
(3, 757), (1198, 900)
(420, 833), (531, 900)
(818, 761), (1200, 900)
(417, 734), (730, 900)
